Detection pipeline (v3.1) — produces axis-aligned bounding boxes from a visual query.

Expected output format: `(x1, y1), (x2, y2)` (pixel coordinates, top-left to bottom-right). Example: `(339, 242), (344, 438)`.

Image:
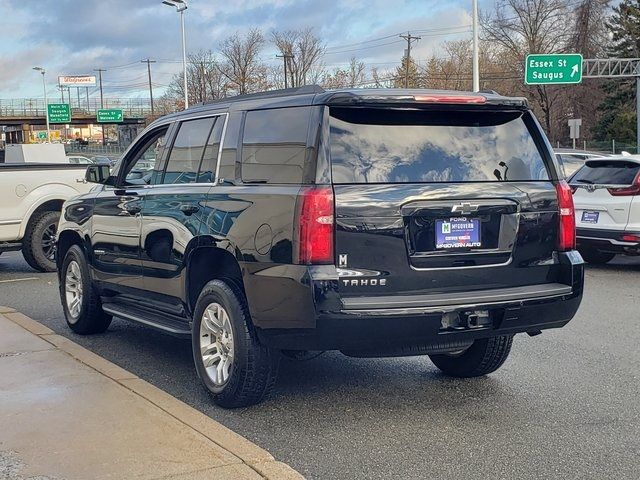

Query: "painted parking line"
(0, 277), (39, 284)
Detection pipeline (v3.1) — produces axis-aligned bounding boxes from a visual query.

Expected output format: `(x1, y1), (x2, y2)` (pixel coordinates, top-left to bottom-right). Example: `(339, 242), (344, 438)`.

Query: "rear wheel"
(22, 210), (60, 272)
(192, 280), (280, 408)
(429, 335), (513, 378)
(60, 245), (112, 334)
(579, 248), (615, 264)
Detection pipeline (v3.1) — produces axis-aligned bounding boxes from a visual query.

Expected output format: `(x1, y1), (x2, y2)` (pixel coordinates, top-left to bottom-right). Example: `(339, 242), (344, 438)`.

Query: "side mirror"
(85, 164), (112, 184)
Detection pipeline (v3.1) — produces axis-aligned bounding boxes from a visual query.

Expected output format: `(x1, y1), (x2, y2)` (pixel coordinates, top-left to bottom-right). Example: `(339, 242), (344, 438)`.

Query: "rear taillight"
(556, 180), (576, 251)
(296, 186), (334, 264)
(607, 173), (640, 196)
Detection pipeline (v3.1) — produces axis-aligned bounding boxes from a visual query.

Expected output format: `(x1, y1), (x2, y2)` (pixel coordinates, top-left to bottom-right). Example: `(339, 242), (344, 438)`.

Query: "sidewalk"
(0, 307), (302, 480)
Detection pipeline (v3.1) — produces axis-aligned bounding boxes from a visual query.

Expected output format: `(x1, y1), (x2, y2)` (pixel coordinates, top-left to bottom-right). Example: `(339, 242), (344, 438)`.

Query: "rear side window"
(162, 117), (215, 184)
(241, 107), (311, 184)
(571, 161), (640, 185)
(329, 108), (550, 183)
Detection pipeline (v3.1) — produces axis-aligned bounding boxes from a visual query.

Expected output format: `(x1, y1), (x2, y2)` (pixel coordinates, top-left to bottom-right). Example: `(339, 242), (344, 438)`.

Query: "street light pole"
(472, 0), (480, 92)
(33, 67), (50, 143)
(163, 0), (189, 109)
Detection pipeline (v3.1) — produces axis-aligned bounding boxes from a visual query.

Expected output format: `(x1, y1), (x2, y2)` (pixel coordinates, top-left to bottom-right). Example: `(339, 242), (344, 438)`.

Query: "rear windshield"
(571, 161), (640, 185)
(329, 107), (550, 183)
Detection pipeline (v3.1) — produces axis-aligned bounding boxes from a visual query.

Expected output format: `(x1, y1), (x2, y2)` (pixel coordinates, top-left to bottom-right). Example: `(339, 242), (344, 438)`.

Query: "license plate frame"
(435, 217), (482, 250)
(581, 211), (599, 224)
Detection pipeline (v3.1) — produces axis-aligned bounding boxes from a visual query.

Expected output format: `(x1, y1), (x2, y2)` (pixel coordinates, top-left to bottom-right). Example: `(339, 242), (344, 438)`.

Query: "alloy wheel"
(199, 302), (235, 386)
(42, 223), (57, 260)
(65, 260), (83, 321)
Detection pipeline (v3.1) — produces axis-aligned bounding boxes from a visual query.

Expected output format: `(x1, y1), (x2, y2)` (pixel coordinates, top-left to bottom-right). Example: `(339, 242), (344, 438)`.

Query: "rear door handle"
(180, 204), (200, 216)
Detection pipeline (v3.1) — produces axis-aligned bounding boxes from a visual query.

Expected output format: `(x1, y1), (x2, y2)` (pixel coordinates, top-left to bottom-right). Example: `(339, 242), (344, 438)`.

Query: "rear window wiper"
(574, 179), (594, 184)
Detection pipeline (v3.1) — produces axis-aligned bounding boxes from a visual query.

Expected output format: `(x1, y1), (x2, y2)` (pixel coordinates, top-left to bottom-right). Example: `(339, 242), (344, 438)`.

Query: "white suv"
(570, 156), (640, 263)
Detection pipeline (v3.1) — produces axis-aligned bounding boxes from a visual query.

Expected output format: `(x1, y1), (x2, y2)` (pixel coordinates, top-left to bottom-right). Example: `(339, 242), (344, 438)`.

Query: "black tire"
(429, 335), (513, 378)
(579, 248), (615, 264)
(59, 245), (112, 335)
(192, 280), (280, 408)
(22, 210), (60, 272)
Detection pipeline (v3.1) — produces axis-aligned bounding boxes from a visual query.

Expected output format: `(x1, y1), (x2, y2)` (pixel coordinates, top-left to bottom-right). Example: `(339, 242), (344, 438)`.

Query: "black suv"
(57, 86), (584, 408)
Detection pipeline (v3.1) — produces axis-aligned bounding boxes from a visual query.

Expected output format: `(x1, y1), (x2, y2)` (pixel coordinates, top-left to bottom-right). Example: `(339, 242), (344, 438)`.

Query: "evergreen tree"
(393, 56), (421, 88)
(593, 0), (640, 143)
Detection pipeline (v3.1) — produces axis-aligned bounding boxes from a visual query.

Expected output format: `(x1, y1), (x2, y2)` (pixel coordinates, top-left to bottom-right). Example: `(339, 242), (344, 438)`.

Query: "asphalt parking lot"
(1, 251), (639, 479)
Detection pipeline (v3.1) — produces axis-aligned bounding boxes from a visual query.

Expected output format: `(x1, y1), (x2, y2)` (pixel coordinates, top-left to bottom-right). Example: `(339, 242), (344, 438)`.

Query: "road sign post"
(47, 103), (71, 123)
(97, 109), (123, 123)
(568, 118), (582, 150)
(525, 54), (583, 85)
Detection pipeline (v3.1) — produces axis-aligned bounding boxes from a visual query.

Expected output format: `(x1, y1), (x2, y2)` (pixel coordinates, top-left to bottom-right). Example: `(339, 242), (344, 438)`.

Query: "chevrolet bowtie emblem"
(451, 202), (480, 215)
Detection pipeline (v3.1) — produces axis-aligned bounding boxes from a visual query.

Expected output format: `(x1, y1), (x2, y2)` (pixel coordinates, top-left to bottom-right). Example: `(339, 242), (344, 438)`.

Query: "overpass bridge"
(0, 98), (160, 145)
(0, 98), (152, 126)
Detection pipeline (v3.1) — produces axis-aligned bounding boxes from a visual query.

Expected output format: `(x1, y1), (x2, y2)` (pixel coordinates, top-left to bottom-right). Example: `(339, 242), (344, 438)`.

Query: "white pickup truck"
(0, 162), (93, 271)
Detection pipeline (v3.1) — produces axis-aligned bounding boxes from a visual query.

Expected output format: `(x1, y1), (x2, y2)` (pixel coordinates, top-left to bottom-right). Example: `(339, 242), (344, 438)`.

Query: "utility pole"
(276, 53), (294, 89)
(141, 59), (156, 115)
(472, 0), (480, 92)
(399, 32), (421, 88)
(94, 68), (107, 146)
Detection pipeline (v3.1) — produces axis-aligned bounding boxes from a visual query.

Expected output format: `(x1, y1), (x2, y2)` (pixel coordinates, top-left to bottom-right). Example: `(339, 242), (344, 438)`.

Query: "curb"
(0, 307), (304, 480)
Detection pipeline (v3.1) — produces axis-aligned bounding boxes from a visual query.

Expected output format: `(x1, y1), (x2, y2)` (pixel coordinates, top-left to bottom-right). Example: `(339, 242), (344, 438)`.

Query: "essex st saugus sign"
(525, 54), (583, 85)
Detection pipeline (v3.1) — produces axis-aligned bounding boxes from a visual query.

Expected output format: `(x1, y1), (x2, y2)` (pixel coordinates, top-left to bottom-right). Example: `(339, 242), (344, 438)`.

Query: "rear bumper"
(250, 251), (584, 351)
(577, 227), (640, 254)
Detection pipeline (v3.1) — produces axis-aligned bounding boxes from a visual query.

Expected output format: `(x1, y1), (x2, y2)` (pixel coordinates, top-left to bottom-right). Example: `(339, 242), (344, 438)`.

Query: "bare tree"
(272, 28), (325, 87)
(220, 29), (267, 95)
(165, 50), (229, 107)
(483, 0), (572, 138)
(321, 57), (367, 88)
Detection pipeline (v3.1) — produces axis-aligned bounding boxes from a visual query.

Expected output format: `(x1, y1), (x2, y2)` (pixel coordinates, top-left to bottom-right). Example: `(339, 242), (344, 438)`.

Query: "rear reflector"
(413, 94), (486, 104)
(296, 187), (334, 265)
(621, 234), (640, 243)
(556, 180), (576, 251)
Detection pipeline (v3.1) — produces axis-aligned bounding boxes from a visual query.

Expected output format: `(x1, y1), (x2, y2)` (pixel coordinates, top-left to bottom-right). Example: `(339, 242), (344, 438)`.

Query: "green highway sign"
(97, 109), (124, 123)
(47, 103), (71, 123)
(525, 54), (583, 85)
(37, 131), (47, 140)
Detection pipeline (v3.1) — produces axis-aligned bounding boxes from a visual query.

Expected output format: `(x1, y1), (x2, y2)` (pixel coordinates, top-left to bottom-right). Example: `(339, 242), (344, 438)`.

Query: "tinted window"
(125, 128), (167, 185)
(242, 107), (310, 184)
(197, 116), (224, 183)
(163, 117), (215, 184)
(330, 108), (550, 183)
(571, 161), (640, 185)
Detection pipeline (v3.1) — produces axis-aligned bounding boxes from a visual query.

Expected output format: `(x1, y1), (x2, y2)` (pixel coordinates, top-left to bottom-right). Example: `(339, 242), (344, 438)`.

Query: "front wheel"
(22, 210), (60, 272)
(429, 335), (513, 378)
(192, 280), (280, 408)
(60, 245), (112, 334)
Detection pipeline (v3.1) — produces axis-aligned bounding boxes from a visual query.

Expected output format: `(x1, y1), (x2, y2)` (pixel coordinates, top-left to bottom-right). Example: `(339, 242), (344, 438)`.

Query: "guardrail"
(0, 98), (154, 118)
(64, 145), (126, 157)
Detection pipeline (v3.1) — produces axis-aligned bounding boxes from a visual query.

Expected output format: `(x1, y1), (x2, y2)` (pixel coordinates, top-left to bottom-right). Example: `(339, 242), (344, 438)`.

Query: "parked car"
(66, 155), (94, 164)
(90, 155), (117, 167)
(0, 163), (93, 271)
(56, 86), (584, 408)
(555, 148), (609, 177)
(569, 156), (640, 263)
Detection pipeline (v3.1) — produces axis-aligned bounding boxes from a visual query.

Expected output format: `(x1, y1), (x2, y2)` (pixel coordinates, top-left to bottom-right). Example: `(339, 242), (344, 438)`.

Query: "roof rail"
(203, 85), (325, 106)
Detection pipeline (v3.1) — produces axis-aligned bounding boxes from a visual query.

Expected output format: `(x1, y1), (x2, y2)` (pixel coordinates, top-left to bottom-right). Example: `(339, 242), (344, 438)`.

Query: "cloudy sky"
(0, 0), (482, 100)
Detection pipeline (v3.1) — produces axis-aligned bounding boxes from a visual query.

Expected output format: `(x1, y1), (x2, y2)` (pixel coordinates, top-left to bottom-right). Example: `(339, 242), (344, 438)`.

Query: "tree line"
(158, 0), (638, 146)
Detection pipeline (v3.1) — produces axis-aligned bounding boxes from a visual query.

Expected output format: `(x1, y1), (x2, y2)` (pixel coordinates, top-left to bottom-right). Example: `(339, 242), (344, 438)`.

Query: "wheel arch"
(185, 244), (246, 317)
(56, 229), (86, 273)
